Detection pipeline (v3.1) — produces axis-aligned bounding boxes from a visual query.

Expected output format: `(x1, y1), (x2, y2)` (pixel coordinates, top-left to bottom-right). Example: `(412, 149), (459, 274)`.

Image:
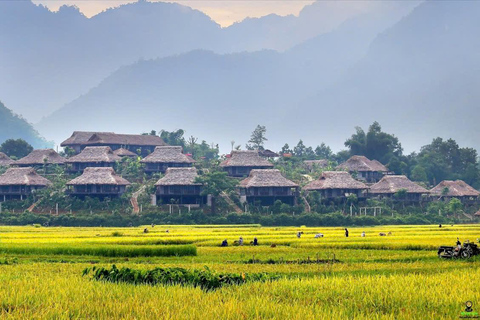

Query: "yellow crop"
(0, 224), (479, 319)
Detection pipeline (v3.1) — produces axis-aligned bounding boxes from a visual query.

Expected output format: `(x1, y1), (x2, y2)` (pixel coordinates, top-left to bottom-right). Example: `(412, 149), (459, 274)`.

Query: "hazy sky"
(33, 0), (316, 26)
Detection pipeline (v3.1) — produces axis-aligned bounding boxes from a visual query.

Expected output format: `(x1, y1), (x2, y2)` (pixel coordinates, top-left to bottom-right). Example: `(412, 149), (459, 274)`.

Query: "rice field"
(0, 224), (479, 319)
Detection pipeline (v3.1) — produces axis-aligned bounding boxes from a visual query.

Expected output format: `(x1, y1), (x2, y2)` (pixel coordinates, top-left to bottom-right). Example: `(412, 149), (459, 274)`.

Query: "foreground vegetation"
(0, 224), (479, 318)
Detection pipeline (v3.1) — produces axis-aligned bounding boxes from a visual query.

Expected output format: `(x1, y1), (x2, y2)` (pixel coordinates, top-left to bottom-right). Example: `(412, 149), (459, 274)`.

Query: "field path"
(130, 186), (146, 214)
(220, 191), (243, 213)
(301, 195), (311, 213)
(27, 201), (39, 213)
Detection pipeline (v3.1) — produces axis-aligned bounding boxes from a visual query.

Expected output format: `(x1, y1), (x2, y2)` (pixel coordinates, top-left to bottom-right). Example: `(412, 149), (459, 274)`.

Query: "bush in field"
(83, 265), (279, 291)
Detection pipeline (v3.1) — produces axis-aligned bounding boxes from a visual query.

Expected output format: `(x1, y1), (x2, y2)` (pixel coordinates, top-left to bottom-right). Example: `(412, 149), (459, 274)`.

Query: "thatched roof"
(61, 131), (166, 147)
(113, 148), (138, 157)
(239, 169), (298, 188)
(15, 149), (66, 166)
(430, 180), (480, 197)
(66, 147), (121, 163)
(0, 167), (52, 186)
(141, 146), (195, 164)
(337, 155), (388, 172)
(259, 149), (280, 158)
(304, 171), (368, 191)
(303, 160), (329, 170)
(220, 150), (274, 168)
(369, 175), (429, 194)
(67, 167), (130, 186)
(155, 167), (201, 186)
(60, 131), (102, 146)
(0, 152), (15, 166)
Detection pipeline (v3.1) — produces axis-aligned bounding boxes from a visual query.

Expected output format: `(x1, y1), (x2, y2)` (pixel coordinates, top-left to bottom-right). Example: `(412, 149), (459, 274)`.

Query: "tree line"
(244, 122), (480, 188)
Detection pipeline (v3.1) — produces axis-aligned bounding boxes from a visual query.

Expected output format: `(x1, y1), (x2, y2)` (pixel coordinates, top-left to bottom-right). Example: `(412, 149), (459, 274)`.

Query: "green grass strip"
(0, 244), (197, 257)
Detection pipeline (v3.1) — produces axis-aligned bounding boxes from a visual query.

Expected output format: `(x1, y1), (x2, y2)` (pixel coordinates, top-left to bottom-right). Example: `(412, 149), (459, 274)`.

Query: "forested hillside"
(0, 101), (51, 148)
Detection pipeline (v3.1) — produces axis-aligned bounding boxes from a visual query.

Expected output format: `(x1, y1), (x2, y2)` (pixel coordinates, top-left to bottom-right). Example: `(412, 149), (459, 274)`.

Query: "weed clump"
(83, 265), (279, 291)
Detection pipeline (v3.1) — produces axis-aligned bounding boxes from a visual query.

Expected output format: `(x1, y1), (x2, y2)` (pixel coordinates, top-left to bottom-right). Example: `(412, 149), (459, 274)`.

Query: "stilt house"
(238, 169), (298, 206)
(0, 167), (51, 201)
(220, 150), (273, 177)
(155, 167), (205, 206)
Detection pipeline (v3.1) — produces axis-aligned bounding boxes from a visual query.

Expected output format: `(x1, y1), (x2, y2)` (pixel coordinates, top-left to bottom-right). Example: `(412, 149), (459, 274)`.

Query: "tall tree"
(159, 129), (186, 147)
(344, 121), (402, 163)
(416, 137), (480, 187)
(246, 125), (267, 150)
(280, 143), (292, 155)
(195, 169), (237, 213)
(293, 140), (306, 157)
(0, 138), (33, 159)
(315, 143), (333, 159)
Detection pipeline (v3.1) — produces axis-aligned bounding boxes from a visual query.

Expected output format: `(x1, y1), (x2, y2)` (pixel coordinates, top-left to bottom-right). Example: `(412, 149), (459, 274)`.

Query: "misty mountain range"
(1, 0), (395, 120)
(2, 0), (479, 154)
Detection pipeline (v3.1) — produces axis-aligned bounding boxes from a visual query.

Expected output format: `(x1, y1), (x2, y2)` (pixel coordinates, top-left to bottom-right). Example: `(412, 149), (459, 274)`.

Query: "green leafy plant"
(83, 265), (279, 291)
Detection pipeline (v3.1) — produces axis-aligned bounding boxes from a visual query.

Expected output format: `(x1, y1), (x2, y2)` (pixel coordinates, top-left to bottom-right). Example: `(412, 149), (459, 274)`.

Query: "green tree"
(344, 121), (402, 163)
(293, 140), (306, 157)
(159, 129), (186, 147)
(280, 143), (292, 155)
(246, 125), (267, 150)
(416, 137), (480, 187)
(394, 189), (408, 200)
(0, 138), (33, 159)
(315, 143), (333, 159)
(410, 165), (428, 183)
(195, 169), (237, 213)
(448, 198), (463, 218)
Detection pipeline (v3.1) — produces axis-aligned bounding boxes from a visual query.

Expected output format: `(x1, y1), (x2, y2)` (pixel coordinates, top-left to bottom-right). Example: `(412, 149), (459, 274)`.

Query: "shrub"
(83, 265), (279, 291)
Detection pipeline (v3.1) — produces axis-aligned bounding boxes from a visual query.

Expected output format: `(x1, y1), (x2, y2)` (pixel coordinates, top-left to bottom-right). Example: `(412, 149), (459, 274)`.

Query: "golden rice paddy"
(0, 224), (479, 319)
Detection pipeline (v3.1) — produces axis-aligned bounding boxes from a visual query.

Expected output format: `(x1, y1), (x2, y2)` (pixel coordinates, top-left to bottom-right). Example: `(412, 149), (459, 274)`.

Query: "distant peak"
(58, 4), (81, 13)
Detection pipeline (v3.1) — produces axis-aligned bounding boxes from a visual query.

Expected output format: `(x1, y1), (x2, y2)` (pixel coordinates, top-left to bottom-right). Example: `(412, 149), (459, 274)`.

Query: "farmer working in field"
(345, 228), (349, 238)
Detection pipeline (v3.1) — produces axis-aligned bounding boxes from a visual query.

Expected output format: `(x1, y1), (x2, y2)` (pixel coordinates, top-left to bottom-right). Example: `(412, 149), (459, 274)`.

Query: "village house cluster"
(0, 131), (479, 212)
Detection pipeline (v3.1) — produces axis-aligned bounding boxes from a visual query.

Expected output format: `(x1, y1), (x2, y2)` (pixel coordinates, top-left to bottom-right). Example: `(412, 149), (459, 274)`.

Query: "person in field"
(239, 237), (244, 246)
(253, 237), (258, 246)
(361, 231), (365, 237)
(345, 228), (349, 238)
(314, 233), (324, 238)
(297, 232), (302, 238)
(221, 239), (228, 247)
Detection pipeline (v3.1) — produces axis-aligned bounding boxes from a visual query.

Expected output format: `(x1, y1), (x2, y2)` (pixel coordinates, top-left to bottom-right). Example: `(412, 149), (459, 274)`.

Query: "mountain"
(293, 0), (480, 152)
(221, 1), (388, 52)
(0, 0), (222, 120)
(1, 0), (417, 122)
(36, 2), (419, 151)
(0, 101), (51, 148)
